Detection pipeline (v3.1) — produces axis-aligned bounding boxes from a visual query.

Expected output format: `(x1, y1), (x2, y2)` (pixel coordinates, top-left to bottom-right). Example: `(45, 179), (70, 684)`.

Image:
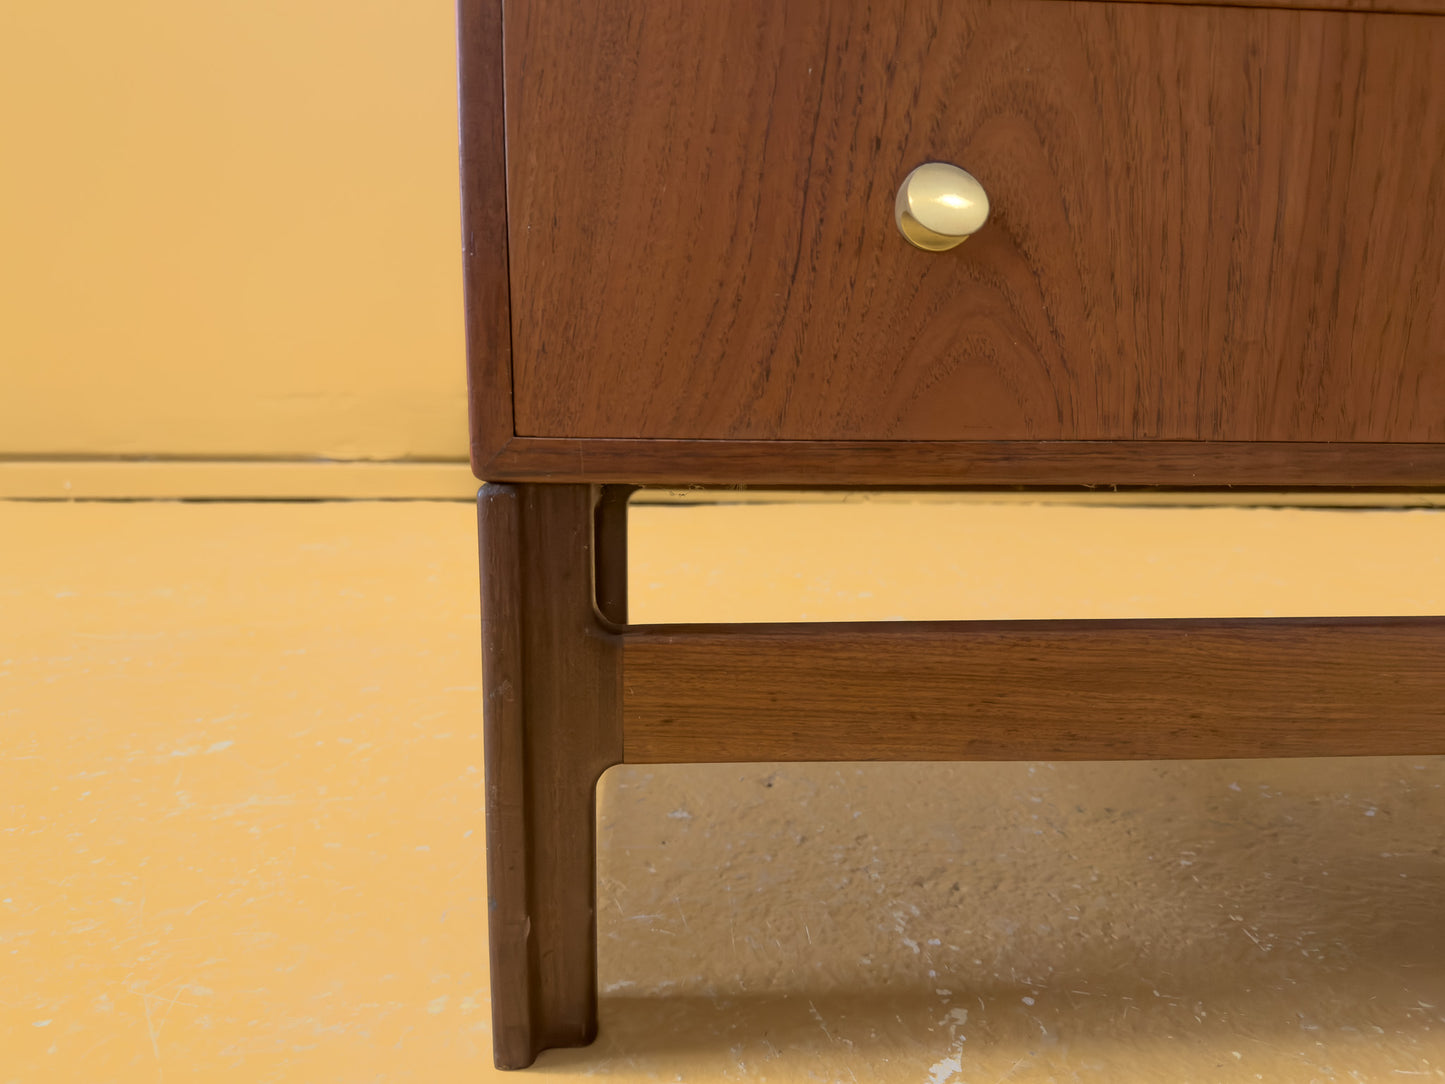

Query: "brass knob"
(894, 162), (990, 252)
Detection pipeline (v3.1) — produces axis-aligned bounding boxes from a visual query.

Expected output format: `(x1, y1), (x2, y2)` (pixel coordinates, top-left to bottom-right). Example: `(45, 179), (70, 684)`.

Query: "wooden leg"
(478, 484), (623, 1070)
(592, 485), (635, 626)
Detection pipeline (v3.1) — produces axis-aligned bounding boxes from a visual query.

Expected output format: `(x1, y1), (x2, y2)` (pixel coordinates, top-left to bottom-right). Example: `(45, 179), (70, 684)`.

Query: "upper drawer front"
(505, 0), (1445, 443)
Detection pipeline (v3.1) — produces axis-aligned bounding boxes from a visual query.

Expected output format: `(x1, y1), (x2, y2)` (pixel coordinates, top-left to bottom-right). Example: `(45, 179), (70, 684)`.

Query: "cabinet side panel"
(459, 0), (515, 473)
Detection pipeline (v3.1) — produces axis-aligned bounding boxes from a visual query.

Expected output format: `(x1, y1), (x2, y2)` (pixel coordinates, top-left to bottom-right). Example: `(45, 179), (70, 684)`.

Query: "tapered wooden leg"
(478, 484), (624, 1070)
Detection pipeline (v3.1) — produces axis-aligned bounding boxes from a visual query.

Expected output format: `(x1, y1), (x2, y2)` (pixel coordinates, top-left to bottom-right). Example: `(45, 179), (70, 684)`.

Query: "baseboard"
(5, 459), (1444, 505)
(0, 460), (479, 500)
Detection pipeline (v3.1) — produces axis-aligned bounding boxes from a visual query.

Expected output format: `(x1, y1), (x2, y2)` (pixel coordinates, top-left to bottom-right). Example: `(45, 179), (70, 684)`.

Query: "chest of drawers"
(460, 0), (1445, 1067)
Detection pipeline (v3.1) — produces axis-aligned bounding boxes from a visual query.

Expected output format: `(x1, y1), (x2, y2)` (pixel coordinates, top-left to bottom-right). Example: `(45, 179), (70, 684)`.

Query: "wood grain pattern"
(481, 436), (1445, 486)
(505, 0), (1445, 445)
(620, 617), (1445, 763)
(477, 484), (623, 1069)
(457, 0), (514, 473)
(1117, 0), (1445, 11)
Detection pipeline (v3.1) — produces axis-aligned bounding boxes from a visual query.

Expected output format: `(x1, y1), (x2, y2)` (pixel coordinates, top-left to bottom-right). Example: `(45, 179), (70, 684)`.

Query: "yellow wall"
(0, 2), (469, 467)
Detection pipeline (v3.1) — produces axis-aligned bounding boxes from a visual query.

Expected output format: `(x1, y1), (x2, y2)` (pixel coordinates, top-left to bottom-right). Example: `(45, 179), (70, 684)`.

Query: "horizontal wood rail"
(482, 437), (1445, 488)
(617, 616), (1445, 763)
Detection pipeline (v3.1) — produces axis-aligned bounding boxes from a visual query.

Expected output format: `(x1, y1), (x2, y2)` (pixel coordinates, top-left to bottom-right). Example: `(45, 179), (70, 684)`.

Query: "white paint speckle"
(1022, 996), (1035, 1006)
(206, 740), (233, 754)
(926, 1052), (962, 1083)
(33, 1019), (52, 1027)
(426, 996), (448, 1014)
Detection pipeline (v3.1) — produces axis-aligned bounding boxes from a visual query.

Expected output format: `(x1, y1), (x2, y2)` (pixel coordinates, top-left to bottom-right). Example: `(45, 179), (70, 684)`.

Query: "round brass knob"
(894, 162), (990, 252)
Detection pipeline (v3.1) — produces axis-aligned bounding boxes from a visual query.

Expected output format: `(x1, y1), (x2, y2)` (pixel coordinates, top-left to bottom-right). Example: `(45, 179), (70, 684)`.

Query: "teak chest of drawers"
(459, 0), (1445, 1067)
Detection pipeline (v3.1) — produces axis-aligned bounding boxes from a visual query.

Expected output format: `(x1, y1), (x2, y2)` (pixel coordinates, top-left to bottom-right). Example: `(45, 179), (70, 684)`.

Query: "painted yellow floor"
(3, 499), (1443, 1082)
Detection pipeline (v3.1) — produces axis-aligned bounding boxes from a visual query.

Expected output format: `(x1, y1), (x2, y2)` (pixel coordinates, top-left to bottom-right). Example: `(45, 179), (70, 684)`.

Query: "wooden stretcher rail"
(619, 616), (1445, 763)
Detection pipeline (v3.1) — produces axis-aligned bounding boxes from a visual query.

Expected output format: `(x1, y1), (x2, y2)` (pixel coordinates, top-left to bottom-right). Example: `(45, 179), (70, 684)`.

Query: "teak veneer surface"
(1119, 0), (1445, 10)
(459, 0), (514, 469)
(621, 617), (1445, 763)
(482, 437), (1445, 486)
(505, 0), (1445, 446)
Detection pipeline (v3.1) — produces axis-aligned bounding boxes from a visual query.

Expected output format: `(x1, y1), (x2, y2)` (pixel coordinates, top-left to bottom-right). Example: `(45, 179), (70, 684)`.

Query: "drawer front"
(505, 0), (1445, 444)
